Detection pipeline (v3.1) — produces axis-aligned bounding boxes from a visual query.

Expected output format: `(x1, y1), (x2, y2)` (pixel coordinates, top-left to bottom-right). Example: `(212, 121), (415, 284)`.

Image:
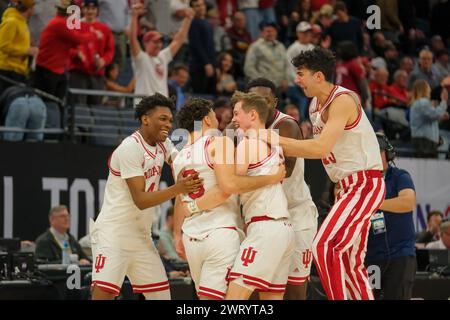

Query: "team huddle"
(89, 48), (385, 300)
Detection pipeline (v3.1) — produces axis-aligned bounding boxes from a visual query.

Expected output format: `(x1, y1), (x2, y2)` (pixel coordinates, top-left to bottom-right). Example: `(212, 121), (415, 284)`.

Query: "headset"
(376, 132), (396, 162)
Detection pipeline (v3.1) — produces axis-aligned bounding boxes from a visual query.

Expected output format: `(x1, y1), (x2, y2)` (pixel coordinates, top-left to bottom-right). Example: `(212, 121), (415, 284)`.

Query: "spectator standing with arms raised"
(130, 2), (194, 100)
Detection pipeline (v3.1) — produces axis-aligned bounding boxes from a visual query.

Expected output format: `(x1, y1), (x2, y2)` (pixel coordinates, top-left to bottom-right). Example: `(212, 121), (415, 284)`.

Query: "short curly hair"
(176, 98), (214, 133)
(135, 93), (175, 123)
(292, 47), (336, 82)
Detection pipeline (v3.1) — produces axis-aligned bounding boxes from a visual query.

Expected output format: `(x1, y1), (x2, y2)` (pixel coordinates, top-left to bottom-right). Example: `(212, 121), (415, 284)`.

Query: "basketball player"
(172, 98), (286, 300)
(90, 93), (203, 300)
(266, 47), (386, 300)
(246, 78), (318, 300)
(226, 92), (295, 300)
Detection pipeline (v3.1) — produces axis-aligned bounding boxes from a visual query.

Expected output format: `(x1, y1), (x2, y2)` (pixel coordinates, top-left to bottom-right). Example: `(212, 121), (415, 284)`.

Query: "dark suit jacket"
(35, 229), (90, 264)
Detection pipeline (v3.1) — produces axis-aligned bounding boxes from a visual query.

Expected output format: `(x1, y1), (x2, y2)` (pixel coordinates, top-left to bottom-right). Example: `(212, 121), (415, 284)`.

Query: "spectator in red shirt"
(370, 67), (392, 110)
(69, 0), (115, 105)
(34, 0), (98, 100)
(216, 0), (237, 26)
(388, 70), (409, 107)
(335, 41), (369, 108)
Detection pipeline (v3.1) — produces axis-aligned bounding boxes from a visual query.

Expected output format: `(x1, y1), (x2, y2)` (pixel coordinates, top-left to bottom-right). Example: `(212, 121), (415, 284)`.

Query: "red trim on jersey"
(248, 149), (276, 170)
(198, 286), (226, 299)
(91, 281), (121, 295)
(287, 275), (309, 285)
(228, 272), (274, 290)
(133, 132), (156, 159)
(133, 285), (170, 293)
(158, 141), (167, 154)
(107, 153), (121, 177)
(132, 281), (170, 293)
(204, 136), (214, 170)
(318, 85), (338, 112)
(222, 227), (237, 231)
(246, 215), (274, 226)
(344, 98), (362, 130)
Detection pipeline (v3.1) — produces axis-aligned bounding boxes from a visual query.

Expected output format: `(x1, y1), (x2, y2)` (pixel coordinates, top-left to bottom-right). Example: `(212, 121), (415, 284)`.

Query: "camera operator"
(365, 133), (417, 300)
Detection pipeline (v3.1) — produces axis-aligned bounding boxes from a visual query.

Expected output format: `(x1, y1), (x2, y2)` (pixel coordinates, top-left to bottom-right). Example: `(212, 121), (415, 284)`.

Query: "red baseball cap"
(143, 31), (162, 43)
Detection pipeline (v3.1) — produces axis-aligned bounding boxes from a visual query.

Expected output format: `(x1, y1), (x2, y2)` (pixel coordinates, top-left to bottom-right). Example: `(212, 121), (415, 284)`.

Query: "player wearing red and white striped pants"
(271, 47), (387, 299)
(312, 170), (386, 300)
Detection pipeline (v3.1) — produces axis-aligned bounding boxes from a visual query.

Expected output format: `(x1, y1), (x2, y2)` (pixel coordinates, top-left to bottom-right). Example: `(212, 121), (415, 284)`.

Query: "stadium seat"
(90, 126), (121, 147)
(91, 106), (121, 126)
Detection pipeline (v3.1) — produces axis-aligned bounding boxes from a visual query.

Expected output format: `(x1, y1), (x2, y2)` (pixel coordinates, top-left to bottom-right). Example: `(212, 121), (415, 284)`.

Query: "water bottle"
(62, 240), (71, 265)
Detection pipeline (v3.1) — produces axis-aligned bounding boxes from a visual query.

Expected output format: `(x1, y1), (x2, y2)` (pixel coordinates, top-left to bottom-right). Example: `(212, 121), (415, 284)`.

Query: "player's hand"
(205, 64), (215, 77)
(184, 8), (195, 20)
(174, 234), (187, 260)
(271, 162), (286, 184)
(176, 171), (203, 194)
(441, 88), (448, 102)
(79, 259), (91, 266)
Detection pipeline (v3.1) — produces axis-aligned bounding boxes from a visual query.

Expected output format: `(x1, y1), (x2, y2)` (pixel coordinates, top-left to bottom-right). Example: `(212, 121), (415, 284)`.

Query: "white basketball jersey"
(172, 135), (241, 240)
(240, 143), (290, 223)
(269, 110), (314, 209)
(309, 85), (382, 182)
(95, 131), (177, 250)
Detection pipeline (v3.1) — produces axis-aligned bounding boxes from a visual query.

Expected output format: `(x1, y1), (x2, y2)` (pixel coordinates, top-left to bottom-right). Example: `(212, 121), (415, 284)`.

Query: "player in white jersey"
(246, 78), (318, 300)
(225, 92), (295, 300)
(266, 47), (386, 300)
(172, 98), (286, 300)
(90, 94), (203, 300)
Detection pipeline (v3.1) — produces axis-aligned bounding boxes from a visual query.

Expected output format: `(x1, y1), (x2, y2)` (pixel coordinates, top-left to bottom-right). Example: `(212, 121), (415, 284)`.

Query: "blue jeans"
(259, 7), (276, 24)
(242, 8), (261, 41)
(3, 95), (47, 141)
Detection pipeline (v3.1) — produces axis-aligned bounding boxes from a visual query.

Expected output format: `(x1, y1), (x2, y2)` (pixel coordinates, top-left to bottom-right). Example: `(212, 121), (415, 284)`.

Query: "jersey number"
(147, 182), (156, 192)
(182, 169), (205, 200)
(322, 152), (337, 165)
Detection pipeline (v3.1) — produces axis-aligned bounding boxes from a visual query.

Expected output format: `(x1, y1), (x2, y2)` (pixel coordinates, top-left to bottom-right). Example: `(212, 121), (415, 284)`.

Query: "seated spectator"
(68, 0), (115, 105)
(168, 63), (189, 112)
(102, 63), (136, 108)
(0, 85), (46, 142)
(311, 4), (333, 32)
(213, 98), (232, 131)
(0, 0), (38, 93)
(207, 8), (231, 53)
(369, 68), (392, 110)
(388, 70), (409, 107)
(157, 207), (185, 263)
(408, 49), (440, 90)
(216, 0), (238, 26)
(433, 49), (450, 83)
(416, 211), (444, 245)
(430, 35), (446, 55)
(371, 32), (387, 57)
(425, 221), (450, 250)
(105, 63), (136, 94)
(216, 52), (237, 96)
(35, 205), (90, 265)
(400, 56), (414, 79)
(432, 76), (450, 159)
(410, 79), (449, 158)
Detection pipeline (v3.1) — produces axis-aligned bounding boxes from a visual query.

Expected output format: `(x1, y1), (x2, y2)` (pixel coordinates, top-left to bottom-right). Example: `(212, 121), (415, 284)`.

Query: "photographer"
(365, 133), (417, 300)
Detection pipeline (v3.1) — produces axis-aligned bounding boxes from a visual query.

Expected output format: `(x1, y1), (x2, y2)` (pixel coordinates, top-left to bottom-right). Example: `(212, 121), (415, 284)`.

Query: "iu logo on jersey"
(241, 247), (257, 266)
(95, 254), (106, 273)
(302, 249), (312, 269)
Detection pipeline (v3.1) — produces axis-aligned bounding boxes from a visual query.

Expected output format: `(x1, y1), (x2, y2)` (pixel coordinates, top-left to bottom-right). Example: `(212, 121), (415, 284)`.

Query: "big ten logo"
(366, 5), (381, 30)
(66, 265), (81, 290)
(66, 5), (81, 30)
(367, 265), (381, 290)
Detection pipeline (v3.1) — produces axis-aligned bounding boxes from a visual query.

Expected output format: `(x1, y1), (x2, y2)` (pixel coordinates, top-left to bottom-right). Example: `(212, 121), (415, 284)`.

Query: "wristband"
(186, 200), (201, 217)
